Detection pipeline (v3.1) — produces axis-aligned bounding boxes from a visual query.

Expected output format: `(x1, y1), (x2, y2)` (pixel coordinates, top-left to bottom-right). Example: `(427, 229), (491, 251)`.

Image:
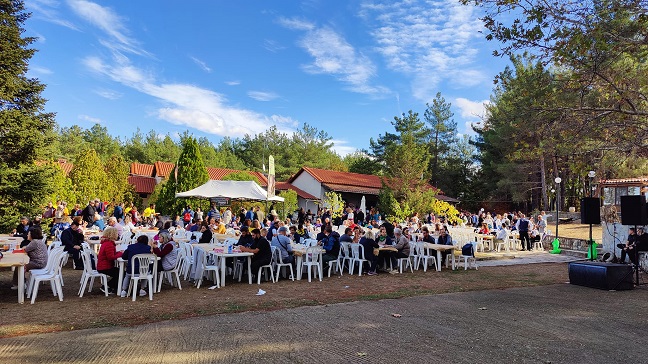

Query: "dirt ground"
(0, 261), (569, 338)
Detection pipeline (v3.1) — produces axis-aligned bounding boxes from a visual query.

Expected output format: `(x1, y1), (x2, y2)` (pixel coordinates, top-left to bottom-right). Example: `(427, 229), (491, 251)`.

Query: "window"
(602, 187), (614, 206)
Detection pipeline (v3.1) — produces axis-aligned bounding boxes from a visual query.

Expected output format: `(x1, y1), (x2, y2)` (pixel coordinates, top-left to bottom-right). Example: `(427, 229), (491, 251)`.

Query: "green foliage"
(103, 155), (130, 205)
(221, 171), (259, 184)
(69, 149), (108, 203)
(424, 92), (457, 187)
(384, 111), (431, 200)
(156, 137), (209, 215)
(343, 151), (382, 175)
(48, 162), (76, 206)
(321, 191), (345, 219)
(276, 189), (298, 220)
(378, 186), (399, 220)
(0, 1), (56, 231)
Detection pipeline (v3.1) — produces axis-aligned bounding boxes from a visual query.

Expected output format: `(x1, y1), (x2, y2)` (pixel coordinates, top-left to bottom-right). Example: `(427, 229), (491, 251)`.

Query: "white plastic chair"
(301, 246), (322, 282)
(327, 244), (344, 277)
(195, 250), (220, 289)
(26, 247), (64, 298)
(78, 249), (109, 297)
(29, 249), (65, 304)
(126, 254), (156, 301)
(273, 247), (294, 281)
(533, 234), (545, 251)
(158, 248), (184, 291)
(302, 238), (318, 247)
(415, 242), (437, 272)
(397, 243), (416, 273)
(256, 247), (276, 284)
(496, 231), (510, 252)
(348, 243), (368, 276)
(458, 242), (478, 270)
(173, 229), (186, 240)
(340, 242), (353, 273)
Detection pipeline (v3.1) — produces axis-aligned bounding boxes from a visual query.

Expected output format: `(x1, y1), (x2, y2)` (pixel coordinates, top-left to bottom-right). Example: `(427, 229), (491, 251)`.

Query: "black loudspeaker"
(568, 262), (634, 290)
(580, 197), (600, 224)
(620, 195), (648, 226)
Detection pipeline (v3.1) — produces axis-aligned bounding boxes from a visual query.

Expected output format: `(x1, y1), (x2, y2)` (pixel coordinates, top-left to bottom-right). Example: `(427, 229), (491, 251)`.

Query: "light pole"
(587, 170), (596, 260)
(554, 177), (562, 239)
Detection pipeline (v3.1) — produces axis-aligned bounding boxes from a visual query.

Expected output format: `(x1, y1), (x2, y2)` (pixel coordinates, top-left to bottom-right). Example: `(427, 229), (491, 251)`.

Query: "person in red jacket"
(97, 226), (123, 294)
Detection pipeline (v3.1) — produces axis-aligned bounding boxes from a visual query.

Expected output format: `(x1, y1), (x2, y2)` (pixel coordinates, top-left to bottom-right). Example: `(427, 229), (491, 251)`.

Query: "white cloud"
(77, 2), (299, 139)
(277, 17), (315, 31)
(78, 114), (102, 124)
(270, 115), (298, 128)
(454, 97), (489, 120)
(280, 20), (389, 96)
(225, 80), (240, 86)
(190, 56), (212, 73)
(264, 39), (286, 53)
(330, 139), (356, 156)
(27, 0), (79, 30)
(30, 66), (53, 75)
(360, 0), (486, 101)
(94, 88), (122, 100)
(67, 0), (149, 57)
(248, 91), (279, 102)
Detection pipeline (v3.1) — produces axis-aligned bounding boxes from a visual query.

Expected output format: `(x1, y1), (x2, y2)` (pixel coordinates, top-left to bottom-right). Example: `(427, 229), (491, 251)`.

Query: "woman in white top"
(346, 207), (354, 222)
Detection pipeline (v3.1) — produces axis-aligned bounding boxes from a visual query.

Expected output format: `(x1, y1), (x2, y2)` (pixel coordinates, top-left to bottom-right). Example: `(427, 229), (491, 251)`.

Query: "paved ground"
(478, 250), (580, 267)
(1, 283), (646, 363)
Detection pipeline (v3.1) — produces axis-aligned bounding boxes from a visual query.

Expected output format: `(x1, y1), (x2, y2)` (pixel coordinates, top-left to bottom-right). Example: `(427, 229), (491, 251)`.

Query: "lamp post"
(587, 170), (596, 260)
(554, 177), (562, 239)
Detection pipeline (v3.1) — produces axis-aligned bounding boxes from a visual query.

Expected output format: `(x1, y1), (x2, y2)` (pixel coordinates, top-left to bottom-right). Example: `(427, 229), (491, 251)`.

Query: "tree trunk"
(540, 155), (548, 210)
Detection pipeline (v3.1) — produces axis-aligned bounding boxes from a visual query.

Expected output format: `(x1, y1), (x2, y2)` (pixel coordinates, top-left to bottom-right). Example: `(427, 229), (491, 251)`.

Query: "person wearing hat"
(271, 226), (294, 264)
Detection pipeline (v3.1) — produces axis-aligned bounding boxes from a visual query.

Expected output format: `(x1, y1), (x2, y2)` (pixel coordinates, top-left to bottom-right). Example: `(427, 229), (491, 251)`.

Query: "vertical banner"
(268, 155), (275, 198)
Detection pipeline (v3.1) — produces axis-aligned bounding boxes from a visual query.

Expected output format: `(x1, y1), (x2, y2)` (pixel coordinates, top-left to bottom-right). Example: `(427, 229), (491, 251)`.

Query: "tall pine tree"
(156, 137), (209, 215)
(0, 0), (56, 232)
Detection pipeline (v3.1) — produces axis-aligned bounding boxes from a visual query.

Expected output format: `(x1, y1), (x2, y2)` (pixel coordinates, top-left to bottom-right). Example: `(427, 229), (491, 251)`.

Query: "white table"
(422, 243), (456, 271)
(0, 252), (29, 303)
(211, 251), (253, 287)
(116, 255), (159, 297)
(292, 244), (325, 280)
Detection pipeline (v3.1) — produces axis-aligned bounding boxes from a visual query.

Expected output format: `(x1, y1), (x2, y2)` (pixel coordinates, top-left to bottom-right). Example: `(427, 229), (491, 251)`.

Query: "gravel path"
(1, 283), (646, 363)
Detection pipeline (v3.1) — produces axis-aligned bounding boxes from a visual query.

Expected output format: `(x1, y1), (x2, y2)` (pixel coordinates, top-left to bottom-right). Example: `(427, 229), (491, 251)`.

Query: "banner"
(268, 155), (275, 198)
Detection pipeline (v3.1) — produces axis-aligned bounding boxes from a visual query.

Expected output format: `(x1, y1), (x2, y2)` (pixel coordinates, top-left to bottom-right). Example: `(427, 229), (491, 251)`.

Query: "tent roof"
(175, 180), (284, 202)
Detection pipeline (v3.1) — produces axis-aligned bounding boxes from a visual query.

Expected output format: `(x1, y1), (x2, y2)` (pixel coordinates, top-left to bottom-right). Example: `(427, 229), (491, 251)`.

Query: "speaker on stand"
(581, 197), (600, 260)
(620, 195), (648, 285)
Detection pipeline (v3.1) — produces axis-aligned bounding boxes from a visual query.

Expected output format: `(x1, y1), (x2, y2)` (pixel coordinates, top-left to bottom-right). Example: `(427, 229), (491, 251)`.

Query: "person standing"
(516, 214), (531, 251)
(81, 200), (97, 228)
(113, 202), (124, 222)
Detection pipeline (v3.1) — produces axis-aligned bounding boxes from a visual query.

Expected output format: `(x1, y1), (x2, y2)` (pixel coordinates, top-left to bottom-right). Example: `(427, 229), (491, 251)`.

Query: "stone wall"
(541, 234), (593, 251)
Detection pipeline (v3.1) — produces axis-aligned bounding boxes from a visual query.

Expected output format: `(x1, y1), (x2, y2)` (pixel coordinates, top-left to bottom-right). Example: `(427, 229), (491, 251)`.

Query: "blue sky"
(24, 0), (510, 156)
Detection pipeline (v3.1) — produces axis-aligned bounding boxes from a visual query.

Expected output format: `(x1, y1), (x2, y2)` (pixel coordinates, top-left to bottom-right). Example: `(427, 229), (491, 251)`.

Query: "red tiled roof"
(206, 168), (268, 186)
(127, 175), (157, 194)
(58, 159), (73, 176)
(600, 176), (648, 184)
(321, 183), (380, 195)
(289, 166), (447, 197)
(290, 167), (383, 188)
(276, 182), (319, 200)
(130, 163), (154, 176)
(154, 161), (175, 178)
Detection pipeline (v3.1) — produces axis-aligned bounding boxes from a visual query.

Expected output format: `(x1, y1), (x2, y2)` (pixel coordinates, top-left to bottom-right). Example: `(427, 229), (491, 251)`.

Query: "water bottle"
(228, 243), (232, 254)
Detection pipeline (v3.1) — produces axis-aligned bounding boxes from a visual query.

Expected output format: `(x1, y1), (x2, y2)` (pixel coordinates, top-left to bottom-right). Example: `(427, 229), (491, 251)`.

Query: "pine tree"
(69, 149), (108, 203)
(156, 137), (209, 215)
(424, 92), (457, 187)
(103, 155), (130, 206)
(0, 0), (56, 231)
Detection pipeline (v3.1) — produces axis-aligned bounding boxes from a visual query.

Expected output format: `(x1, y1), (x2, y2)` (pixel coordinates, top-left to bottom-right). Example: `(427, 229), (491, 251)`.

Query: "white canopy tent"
(175, 180), (284, 202)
